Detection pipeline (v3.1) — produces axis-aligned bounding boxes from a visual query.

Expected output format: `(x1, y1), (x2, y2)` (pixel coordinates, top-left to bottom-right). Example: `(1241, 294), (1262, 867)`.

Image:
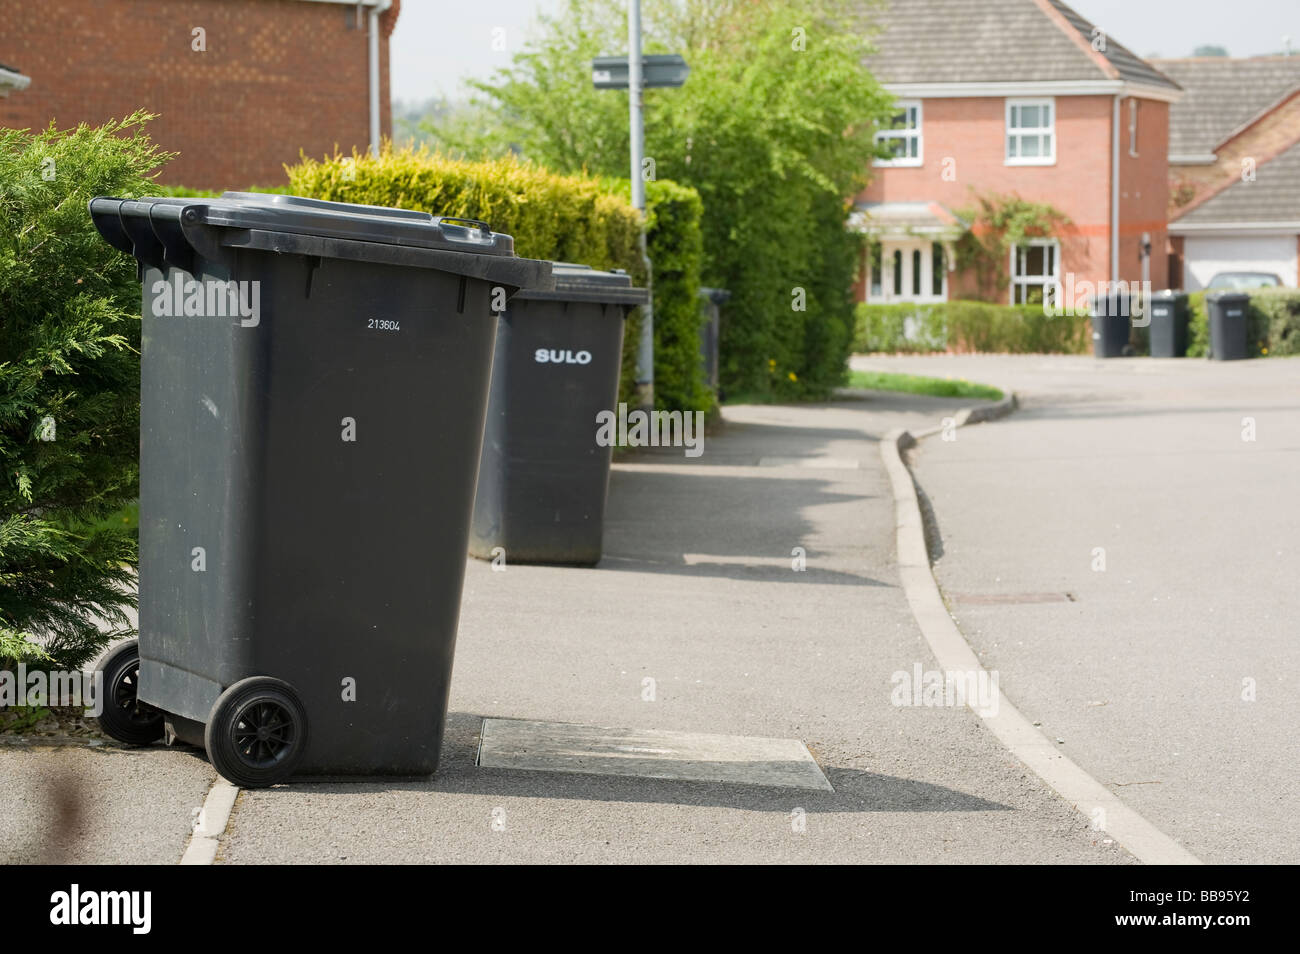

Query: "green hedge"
(854, 301), (1090, 355)
(285, 149), (708, 412)
(608, 178), (708, 413)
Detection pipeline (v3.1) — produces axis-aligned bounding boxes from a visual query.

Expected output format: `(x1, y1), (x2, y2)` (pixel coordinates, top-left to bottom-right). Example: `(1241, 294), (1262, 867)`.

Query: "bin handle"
(432, 216), (493, 238)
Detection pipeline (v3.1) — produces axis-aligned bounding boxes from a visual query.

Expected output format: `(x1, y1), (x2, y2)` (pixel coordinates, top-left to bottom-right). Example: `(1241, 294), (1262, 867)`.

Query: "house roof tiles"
(864, 0), (1179, 92)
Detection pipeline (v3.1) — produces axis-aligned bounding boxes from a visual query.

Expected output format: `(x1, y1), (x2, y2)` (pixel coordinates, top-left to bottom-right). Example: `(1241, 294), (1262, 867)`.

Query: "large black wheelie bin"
(1207, 291), (1251, 360)
(469, 264), (648, 566)
(89, 193), (551, 786)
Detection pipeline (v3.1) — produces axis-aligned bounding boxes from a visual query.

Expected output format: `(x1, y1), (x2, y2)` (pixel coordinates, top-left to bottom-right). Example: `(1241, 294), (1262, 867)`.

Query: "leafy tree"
(443, 0), (896, 398)
(0, 112), (170, 669)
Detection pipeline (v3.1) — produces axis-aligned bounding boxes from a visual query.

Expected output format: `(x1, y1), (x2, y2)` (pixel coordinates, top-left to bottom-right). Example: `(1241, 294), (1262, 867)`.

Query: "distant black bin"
(88, 193), (551, 786)
(469, 264), (649, 567)
(1207, 291), (1251, 360)
(698, 287), (730, 395)
(1148, 290), (1189, 358)
(1091, 288), (1132, 358)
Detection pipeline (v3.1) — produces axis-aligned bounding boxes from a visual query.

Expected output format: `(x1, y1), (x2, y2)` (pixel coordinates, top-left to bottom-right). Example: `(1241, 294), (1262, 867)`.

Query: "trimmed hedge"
(285, 149), (708, 412)
(854, 301), (1090, 355)
(607, 178), (708, 413)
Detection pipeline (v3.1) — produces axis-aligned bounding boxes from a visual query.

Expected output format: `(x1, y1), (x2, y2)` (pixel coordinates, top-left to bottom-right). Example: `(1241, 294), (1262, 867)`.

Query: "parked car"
(1206, 271), (1283, 290)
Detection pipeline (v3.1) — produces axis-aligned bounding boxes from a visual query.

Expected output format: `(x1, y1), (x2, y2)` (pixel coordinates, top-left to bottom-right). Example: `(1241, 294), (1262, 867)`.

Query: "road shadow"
(599, 466), (887, 586)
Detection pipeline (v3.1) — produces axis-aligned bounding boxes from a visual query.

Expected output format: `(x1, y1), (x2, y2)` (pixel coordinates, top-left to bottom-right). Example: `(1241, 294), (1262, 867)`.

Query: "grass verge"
(846, 370), (1003, 401)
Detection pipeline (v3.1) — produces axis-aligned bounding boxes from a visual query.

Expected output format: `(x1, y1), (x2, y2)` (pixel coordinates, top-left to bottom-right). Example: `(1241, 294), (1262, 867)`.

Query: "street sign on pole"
(591, 54), (689, 90)
(592, 10), (690, 412)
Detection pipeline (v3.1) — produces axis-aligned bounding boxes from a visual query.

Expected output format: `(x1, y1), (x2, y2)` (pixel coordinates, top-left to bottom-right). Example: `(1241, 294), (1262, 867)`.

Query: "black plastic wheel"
(95, 639), (165, 745)
(204, 677), (308, 788)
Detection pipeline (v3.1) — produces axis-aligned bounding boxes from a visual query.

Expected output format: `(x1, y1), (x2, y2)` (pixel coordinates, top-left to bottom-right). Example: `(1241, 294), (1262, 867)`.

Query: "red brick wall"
(0, 0), (399, 190)
(1118, 97), (1170, 289)
(858, 95), (1115, 301)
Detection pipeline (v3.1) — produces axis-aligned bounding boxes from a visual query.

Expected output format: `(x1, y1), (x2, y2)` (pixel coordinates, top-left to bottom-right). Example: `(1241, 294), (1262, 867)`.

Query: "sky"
(389, 0), (1300, 103)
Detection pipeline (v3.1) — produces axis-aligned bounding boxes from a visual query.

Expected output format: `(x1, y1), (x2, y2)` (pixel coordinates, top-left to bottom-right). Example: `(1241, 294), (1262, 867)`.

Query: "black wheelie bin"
(1207, 291), (1251, 360)
(468, 264), (648, 566)
(88, 193), (552, 786)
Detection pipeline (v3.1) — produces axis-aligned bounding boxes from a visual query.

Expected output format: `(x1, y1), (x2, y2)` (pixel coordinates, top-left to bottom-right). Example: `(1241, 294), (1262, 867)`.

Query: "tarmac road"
(853, 353), (1300, 864)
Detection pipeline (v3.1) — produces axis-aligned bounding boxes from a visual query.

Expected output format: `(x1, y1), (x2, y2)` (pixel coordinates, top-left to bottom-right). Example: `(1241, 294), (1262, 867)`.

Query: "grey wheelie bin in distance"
(469, 264), (649, 566)
(1148, 290), (1189, 358)
(88, 193), (552, 787)
(1207, 291), (1251, 360)
(1092, 288), (1132, 357)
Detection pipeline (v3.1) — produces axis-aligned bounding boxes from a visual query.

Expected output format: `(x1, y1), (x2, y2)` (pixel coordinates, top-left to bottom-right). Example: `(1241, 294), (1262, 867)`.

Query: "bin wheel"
(95, 639), (165, 745)
(204, 677), (308, 788)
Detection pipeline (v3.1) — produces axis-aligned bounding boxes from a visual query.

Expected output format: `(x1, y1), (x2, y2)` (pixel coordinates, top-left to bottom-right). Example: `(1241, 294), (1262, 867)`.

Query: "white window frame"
(1005, 97), (1056, 166)
(874, 101), (923, 167)
(1008, 238), (1060, 305)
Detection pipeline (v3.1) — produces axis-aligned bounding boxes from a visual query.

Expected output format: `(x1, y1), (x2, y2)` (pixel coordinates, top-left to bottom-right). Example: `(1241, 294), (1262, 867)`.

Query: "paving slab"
(477, 718), (834, 791)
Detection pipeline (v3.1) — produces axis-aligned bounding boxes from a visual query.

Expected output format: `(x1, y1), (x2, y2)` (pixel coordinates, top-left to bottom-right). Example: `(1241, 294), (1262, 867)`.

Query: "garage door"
(1183, 235), (1298, 290)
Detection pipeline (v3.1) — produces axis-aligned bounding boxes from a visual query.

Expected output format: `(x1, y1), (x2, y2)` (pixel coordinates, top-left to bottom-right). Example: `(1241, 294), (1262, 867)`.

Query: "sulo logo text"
(535, 348), (592, 365)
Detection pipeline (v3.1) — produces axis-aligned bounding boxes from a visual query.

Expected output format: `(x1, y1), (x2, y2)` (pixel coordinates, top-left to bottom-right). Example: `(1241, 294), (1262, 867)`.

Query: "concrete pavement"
(217, 395), (1131, 864)
(853, 353), (1300, 864)
(0, 741), (214, 864)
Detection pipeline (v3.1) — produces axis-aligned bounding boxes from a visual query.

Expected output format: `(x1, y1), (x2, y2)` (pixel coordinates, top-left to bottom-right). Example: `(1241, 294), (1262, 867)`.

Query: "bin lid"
(202, 192), (519, 256)
(515, 263), (649, 305)
(1149, 289), (1187, 301)
(89, 192), (554, 292)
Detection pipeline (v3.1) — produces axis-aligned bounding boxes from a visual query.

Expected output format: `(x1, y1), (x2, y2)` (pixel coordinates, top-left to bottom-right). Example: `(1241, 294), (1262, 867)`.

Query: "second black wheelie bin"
(89, 193), (551, 786)
(469, 264), (648, 566)
(1148, 290), (1189, 358)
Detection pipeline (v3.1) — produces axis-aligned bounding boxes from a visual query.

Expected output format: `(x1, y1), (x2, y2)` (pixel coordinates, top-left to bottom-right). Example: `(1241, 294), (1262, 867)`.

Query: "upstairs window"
(875, 102), (922, 167)
(1006, 98), (1055, 166)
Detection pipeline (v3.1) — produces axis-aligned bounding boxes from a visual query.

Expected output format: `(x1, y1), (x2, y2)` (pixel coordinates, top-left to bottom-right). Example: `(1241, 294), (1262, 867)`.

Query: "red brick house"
(0, 0), (400, 190)
(853, 0), (1181, 309)
(1155, 57), (1300, 290)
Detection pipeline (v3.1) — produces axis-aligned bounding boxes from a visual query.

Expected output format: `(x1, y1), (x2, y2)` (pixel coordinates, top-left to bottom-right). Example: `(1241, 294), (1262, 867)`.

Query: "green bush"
(1186, 290), (1210, 357)
(286, 149), (708, 412)
(853, 300), (1090, 354)
(1249, 287), (1300, 356)
(1, 112), (170, 669)
(607, 178), (708, 413)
